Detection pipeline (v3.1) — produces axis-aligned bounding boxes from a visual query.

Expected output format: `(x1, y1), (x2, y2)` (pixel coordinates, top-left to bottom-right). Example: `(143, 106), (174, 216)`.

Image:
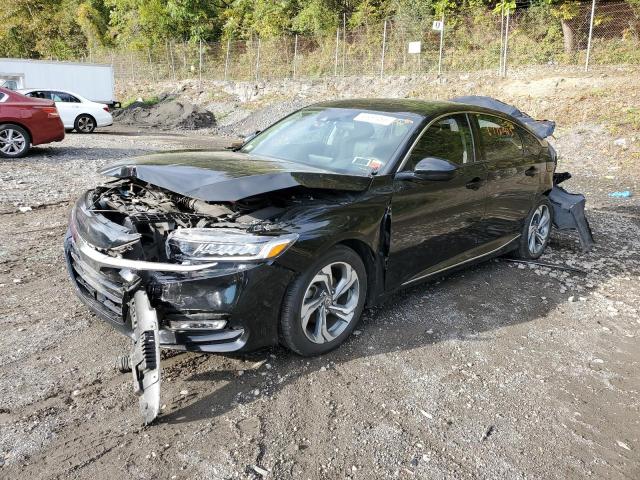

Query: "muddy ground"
(1, 91), (639, 479)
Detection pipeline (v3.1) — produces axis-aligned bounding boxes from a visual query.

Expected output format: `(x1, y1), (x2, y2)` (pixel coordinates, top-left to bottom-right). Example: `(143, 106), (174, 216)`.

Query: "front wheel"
(514, 199), (553, 260)
(280, 245), (367, 356)
(74, 114), (96, 133)
(0, 124), (30, 158)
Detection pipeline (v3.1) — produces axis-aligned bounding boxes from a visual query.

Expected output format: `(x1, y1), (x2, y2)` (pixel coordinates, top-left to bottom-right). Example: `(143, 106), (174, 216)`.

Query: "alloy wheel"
(527, 204), (551, 256)
(77, 116), (95, 133)
(300, 261), (360, 344)
(0, 128), (27, 156)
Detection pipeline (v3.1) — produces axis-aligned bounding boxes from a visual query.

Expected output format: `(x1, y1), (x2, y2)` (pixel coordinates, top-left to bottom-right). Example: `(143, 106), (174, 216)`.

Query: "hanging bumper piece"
(129, 290), (162, 425)
(549, 172), (595, 252)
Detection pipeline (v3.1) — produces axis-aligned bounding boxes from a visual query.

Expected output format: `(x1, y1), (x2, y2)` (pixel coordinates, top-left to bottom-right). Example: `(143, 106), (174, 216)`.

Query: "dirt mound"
(216, 98), (311, 137)
(113, 98), (215, 130)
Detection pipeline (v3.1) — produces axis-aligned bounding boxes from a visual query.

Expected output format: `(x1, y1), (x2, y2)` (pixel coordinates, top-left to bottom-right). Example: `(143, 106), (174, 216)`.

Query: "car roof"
(311, 98), (452, 117)
(309, 98), (541, 135)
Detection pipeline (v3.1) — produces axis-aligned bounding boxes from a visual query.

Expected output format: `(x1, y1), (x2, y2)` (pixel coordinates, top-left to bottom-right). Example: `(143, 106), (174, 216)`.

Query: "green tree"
(0, 0), (92, 59)
(292, 0), (339, 35)
(106, 0), (172, 47)
(543, 0), (581, 53)
(77, 0), (112, 49)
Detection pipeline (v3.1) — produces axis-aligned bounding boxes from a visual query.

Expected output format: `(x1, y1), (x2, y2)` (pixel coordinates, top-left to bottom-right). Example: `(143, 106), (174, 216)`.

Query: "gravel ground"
(0, 101), (639, 479)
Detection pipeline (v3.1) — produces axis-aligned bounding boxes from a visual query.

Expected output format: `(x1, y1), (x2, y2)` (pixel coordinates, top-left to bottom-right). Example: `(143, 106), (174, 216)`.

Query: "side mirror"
(399, 157), (458, 181)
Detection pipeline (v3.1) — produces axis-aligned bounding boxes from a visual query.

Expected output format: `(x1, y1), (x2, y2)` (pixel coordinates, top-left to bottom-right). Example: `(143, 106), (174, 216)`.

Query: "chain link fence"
(82, 1), (638, 87)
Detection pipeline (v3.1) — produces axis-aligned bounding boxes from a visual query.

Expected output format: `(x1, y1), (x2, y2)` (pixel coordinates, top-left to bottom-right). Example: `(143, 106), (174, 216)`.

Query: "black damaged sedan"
(65, 99), (557, 357)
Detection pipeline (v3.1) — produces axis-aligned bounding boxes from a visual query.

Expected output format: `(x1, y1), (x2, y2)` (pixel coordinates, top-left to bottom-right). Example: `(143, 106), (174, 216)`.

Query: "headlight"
(166, 228), (297, 262)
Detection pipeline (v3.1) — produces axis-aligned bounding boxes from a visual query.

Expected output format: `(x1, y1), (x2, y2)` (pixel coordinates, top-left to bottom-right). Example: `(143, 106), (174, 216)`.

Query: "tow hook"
(129, 290), (161, 425)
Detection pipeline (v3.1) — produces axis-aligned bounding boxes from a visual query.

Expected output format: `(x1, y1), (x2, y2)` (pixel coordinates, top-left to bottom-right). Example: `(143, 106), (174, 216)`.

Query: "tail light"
(35, 106), (60, 118)
(103, 106), (110, 113)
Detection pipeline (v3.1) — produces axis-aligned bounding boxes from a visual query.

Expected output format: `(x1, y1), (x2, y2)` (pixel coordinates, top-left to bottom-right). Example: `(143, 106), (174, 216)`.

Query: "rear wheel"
(513, 199), (552, 260)
(0, 124), (30, 158)
(74, 114), (96, 133)
(280, 245), (367, 356)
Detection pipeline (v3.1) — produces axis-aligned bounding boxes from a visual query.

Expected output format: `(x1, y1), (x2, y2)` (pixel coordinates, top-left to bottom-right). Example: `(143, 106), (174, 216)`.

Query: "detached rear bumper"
(64, 231), (294, 352)
(549, 184), (595, 251)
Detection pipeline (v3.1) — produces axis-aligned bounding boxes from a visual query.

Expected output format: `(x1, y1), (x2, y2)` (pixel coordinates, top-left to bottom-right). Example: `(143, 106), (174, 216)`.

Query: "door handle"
(525, 166), (538, 177)
(465, 177), (483, 190)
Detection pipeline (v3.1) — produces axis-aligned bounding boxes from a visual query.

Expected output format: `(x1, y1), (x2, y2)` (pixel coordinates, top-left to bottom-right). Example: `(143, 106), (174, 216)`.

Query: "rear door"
(472, 113), (543, 242)
(25, 90), (72, 127)
(386, 113), (488, 288)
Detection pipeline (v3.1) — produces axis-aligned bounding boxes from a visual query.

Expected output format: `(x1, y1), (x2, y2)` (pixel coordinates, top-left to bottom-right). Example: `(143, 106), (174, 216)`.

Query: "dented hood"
(99, 150), (372, 202)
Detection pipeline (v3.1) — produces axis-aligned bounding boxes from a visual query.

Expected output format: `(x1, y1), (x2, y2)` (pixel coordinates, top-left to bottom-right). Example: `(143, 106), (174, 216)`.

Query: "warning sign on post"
(408, 41), (421, 54)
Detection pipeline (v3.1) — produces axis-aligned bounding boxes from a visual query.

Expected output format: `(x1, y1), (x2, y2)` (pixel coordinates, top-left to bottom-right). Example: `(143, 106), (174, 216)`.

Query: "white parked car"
(18, 89), (113, 133)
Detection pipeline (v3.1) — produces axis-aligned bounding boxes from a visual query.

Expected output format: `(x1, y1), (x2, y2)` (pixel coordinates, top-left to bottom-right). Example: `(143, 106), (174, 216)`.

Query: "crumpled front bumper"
(64, 230), (294, 353)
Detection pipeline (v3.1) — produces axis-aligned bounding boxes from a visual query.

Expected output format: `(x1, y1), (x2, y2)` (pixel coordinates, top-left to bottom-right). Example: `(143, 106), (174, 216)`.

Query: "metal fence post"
(437, 13), (445, 77)
(342, 13), (346, 76)
(293, 34), (298, 79)
(168, 41), (176, 81)
(182, 40), (188, 74)
(198, 39), (203, 83)
(224, 39), (231, 81)
(501, 8), (510, 77)
(255, 38), (261, 81)
(498, 0), (505, 75)
(148, 48), (156, 83)
(380, 19), (387, 78)
(585, 0), (597, 71)
(130, 51), (136, 84)
(334, 27), (340, 76)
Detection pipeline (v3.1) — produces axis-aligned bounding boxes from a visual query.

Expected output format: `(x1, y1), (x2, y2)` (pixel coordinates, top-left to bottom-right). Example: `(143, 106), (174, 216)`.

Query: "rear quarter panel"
(0, 92), (64, 145)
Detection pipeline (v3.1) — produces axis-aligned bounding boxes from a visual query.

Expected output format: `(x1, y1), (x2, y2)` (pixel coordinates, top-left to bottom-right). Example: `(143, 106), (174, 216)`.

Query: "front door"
(386, 113), (488, 289)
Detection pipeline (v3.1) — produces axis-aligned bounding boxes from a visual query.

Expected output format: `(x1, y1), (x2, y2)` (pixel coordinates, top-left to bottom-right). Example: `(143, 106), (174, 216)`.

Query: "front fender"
(274, 195), (390, 274)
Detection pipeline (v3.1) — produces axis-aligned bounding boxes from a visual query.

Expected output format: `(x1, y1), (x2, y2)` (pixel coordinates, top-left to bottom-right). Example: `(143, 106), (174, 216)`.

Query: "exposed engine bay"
(87, 179), (330, 261)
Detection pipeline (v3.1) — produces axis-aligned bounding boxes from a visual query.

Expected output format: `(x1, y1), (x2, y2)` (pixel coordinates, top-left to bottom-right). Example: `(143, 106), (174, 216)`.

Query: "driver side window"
(404, 114), (473, 171)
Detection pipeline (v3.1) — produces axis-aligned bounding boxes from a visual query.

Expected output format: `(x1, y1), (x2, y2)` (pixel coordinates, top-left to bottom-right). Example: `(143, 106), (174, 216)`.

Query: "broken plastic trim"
(75, 235), (219, 272)
(72, 192), (141, 252)
(130, 290), (161, 425)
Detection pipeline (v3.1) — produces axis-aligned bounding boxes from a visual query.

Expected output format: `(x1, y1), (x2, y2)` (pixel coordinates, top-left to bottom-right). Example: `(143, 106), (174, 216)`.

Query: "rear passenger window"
(519, 128), (542, 157)
(404, 114), (473, 170)
(476, 114), (523, 162)
(51, 92), (80, 103)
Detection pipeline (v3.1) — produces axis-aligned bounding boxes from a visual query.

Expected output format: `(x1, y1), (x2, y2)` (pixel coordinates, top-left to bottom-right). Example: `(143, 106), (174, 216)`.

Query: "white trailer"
(0, 58), (118, 106)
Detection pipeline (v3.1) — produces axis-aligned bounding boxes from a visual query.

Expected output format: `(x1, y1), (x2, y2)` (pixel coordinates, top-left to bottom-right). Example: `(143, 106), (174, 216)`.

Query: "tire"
(280, 245), (367, 356)
(74, 114), (96, 133)
(0, 124), (30, 158)
(513, 198), (553, 260)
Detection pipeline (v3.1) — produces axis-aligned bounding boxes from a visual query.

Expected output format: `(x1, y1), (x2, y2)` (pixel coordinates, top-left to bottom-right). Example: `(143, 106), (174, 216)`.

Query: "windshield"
(241, 107), (420, 175)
